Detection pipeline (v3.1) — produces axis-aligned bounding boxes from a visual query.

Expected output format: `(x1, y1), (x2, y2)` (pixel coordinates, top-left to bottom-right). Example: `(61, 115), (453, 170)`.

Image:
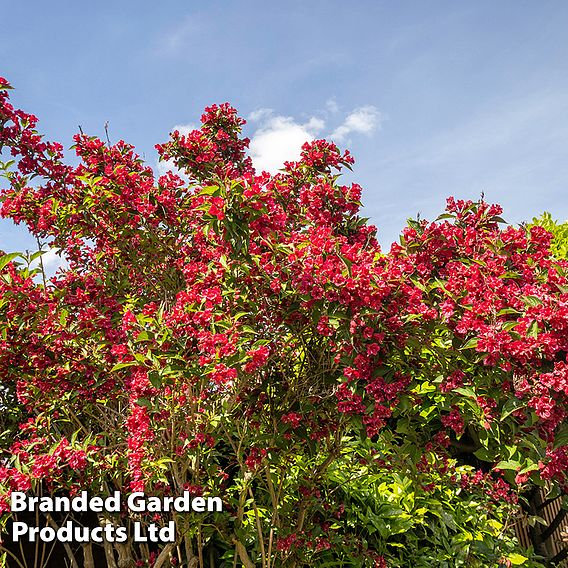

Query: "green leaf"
(502, 320), (520, 331)
(148, 371), (162, 389)
(554, 424), (568, 449)
(111, 361), (137, 372)
(507, 553), (528, 565)
(527, 516), (547, 527)
(491, 216), (507, 224)
(0, 252), (21, 271)
(461, 337), (478, 349)
(474, 447), (493, 462)
(500, 398), (525, 421)
(495, 460), (520, 471)
(519, 463), (540, 475)
(435, 213), (455, 221)
(413, 381), (436, 395)
(527, 320), (539, 338)
(454, 387), (476, 399)
(521, 295), (543, 307)
(136, 330), (150, 342)
(496, 307), (520, 316)
(199, 185), (221, 196)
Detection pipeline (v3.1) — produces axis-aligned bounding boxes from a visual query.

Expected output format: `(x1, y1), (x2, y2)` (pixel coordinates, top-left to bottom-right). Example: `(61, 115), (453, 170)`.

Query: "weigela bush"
(0, 77), (564, 567)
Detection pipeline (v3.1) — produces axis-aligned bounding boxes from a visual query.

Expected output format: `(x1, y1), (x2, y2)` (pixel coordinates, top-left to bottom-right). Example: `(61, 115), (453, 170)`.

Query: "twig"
(35, 237), (48, 291)
(248, 487), (267, 568)
(104, 121), (111, 147)
(45, 514), (79, 568)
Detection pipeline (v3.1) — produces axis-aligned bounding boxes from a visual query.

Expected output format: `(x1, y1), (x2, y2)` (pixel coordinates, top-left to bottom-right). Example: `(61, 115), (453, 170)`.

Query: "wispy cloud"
(325, 98), (340, 115)
(154, 16), (205, 56)
(330, 106), (383, 143)
(248, 108), (273, 122)
(376, 88), (568, 181)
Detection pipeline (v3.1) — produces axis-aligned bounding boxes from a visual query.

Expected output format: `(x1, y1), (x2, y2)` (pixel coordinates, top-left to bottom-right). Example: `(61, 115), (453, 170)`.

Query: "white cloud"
(331, 105), (382, 142)
(249, 115), (324, 174)
(248, 103), (383, 174)
(304, 116), (325, 134)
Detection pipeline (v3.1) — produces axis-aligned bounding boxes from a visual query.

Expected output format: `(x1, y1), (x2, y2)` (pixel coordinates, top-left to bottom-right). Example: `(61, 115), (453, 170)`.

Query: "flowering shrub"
(1, 77), (566, 566)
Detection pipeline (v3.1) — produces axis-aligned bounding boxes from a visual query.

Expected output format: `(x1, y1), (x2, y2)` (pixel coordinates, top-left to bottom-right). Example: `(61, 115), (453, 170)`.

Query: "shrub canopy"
(0, 77), (567, 567)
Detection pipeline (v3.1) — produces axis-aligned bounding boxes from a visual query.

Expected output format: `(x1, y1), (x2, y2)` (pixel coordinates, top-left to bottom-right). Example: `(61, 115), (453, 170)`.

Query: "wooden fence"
(513, 487), (568, 566)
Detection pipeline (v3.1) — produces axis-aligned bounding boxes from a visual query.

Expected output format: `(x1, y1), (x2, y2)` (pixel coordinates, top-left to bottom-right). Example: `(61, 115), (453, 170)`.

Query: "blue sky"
(2, 0), (568, 261)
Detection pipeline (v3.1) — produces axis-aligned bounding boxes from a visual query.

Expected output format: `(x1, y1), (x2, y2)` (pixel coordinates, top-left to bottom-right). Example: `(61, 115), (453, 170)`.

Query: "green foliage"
(530, 212), (568, 259)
